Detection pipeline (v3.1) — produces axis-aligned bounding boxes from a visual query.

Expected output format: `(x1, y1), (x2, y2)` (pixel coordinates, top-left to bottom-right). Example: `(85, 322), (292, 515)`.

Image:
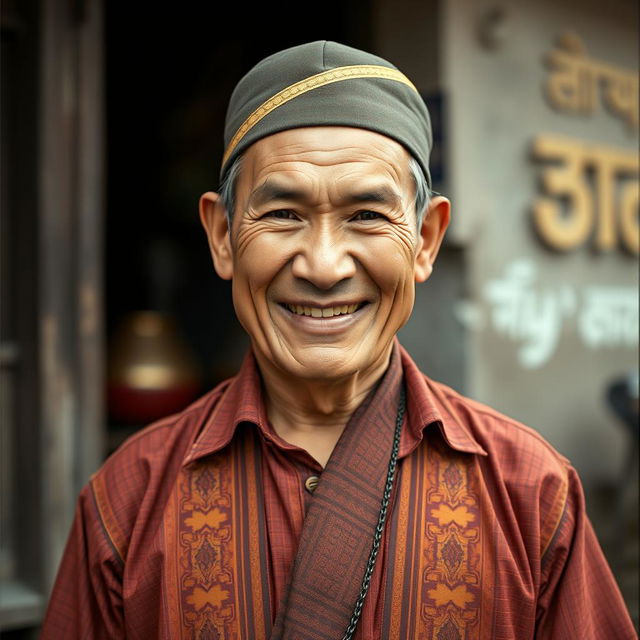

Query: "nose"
(290, 226), (356, 290)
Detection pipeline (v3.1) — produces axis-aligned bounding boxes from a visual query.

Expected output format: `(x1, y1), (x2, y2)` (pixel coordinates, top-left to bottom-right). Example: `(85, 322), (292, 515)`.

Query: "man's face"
(204, 126), (448, 382)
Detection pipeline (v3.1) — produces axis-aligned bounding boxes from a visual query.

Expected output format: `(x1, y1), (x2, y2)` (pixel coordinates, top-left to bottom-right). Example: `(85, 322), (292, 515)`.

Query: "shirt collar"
(183, 350), (270, 466)
(397, 342), (487, 457)
(183, 339), (486, 467)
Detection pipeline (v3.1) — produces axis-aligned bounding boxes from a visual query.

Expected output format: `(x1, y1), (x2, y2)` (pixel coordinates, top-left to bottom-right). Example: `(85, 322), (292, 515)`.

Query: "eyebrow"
(248, 180), (402, 209)
(248, 181), (308, 208)
(345, 186), (402, 208)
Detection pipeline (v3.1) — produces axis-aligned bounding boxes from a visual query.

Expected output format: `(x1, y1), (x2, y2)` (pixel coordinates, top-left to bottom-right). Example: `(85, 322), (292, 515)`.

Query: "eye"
(352, 210), (388, 222)
(262, 209), (298, 220)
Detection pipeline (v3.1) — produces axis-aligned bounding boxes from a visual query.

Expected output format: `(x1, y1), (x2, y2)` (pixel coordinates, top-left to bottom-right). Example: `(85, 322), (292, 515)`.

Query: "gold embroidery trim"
(222, 64), (418, 167)
(91, 475), (127, 563)
(540, 468), (569, 559)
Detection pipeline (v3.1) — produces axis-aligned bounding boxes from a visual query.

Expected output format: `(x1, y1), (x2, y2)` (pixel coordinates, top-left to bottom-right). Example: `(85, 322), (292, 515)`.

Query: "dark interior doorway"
(104, 3), (373, 435)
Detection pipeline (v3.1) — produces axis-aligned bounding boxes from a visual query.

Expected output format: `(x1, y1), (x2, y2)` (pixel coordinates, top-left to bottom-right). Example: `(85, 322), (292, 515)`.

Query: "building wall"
(377, 0), (638, 490)
(443, 0), (638, 489)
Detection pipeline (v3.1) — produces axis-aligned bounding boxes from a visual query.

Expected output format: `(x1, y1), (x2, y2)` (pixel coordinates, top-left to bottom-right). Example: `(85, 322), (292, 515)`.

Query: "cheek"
(361, 235), (417, 297)
(233, 231), (289, 289)
(230, 232), (296, 336)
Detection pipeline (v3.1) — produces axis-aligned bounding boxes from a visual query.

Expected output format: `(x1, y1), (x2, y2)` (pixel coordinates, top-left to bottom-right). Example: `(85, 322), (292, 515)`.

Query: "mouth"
(280, 302), (368, 318)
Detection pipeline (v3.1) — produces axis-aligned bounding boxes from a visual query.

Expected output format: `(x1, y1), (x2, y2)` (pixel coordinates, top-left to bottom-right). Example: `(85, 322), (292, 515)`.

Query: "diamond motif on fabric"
(195, 467), (216, 499)
(442, 535), (464, 574)
(199, 620), (221, 640)
(437, 618), (462, 640)
(195, 538), (217, 577)
(443, 463), (463, 495)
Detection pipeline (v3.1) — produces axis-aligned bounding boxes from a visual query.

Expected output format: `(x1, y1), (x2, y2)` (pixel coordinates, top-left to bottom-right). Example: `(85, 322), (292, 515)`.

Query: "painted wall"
(375, 0), (638, 490)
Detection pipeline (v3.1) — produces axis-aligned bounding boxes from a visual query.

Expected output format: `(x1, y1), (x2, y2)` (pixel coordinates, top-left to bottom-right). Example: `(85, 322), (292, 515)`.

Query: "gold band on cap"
(222, 64), (418, 168)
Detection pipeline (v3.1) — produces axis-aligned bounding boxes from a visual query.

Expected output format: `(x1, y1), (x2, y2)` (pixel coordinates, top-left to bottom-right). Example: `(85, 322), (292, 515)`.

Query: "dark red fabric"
(40, 342), (637, 639)
(270, 345), (403, 639)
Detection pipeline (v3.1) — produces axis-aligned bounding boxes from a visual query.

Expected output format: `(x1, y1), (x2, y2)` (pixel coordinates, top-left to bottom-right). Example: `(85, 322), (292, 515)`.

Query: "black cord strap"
(341, 384), (406, 640)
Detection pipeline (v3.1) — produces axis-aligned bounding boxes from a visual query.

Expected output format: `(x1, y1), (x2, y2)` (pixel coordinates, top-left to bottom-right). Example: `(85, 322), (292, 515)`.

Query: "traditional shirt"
(41, 343), (636, 639)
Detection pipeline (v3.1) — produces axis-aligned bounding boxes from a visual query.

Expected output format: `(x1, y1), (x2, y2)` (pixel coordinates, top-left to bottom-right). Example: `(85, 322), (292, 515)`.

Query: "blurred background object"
(1, 0), (637, 635)
(605, 370), (639, 565)
(106, 311), (201, 442)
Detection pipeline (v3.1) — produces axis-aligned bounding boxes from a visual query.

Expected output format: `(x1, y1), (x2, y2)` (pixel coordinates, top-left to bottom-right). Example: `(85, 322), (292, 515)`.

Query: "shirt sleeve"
(40, 482), (125, 639)
(535, 465), (637, 639)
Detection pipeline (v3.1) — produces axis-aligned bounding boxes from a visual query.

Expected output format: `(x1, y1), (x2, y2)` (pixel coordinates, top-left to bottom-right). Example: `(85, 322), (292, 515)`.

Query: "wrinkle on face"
(227, 126), (424, 383)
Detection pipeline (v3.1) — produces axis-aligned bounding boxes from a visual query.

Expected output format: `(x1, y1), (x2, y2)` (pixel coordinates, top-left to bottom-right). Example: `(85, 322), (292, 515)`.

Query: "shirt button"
(305, 475), (320, 493)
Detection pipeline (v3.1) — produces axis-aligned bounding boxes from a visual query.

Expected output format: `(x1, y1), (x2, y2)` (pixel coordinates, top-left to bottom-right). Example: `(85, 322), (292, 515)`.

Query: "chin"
(274, 344), (379, 382)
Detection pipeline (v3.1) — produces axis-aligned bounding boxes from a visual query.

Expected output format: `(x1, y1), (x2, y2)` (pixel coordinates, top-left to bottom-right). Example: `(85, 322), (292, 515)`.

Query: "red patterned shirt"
(41, 344), (636, 639)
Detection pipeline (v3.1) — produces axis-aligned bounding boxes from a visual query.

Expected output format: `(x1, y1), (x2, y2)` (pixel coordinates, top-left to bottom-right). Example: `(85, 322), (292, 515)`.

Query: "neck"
(254, 346), (393, 467)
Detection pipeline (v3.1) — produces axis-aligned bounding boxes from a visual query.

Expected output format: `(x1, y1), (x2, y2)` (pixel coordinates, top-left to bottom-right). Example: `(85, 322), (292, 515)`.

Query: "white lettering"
(578, 287), (639, 348)
(482, 260), (636, 368)
(484, 260), (576, 368)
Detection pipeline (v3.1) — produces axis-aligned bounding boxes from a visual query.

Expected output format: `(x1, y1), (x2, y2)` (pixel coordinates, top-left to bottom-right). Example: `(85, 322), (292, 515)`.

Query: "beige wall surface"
(377, 0), (638, 489)
(444, 0), (638, 488)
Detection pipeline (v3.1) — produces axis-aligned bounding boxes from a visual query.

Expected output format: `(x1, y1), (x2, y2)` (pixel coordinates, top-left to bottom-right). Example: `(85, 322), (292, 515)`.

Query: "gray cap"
(221, 40), (432, 187)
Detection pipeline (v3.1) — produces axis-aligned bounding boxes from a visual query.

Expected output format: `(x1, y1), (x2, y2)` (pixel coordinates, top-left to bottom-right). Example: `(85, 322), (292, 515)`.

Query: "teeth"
(286, 303), (362, 317)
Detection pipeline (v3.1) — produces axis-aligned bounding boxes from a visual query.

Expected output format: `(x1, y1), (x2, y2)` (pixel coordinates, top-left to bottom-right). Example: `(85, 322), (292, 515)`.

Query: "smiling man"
(200, 125), (447, 471)
(42, 42), (635, 639)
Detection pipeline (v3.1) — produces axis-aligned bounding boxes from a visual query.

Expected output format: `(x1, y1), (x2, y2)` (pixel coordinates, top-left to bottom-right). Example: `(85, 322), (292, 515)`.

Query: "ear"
(199, 191), (234, 280)
(414, 195), (451, 283)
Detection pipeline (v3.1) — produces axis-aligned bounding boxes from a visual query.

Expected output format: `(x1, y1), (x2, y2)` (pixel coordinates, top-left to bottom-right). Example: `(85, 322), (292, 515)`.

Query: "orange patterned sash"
(164, 425), (273, 638)
(383, 438), (484, 639)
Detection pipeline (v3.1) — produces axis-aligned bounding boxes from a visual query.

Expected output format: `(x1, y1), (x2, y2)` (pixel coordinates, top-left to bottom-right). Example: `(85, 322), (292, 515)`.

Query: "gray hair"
(219, 154), (431, 227)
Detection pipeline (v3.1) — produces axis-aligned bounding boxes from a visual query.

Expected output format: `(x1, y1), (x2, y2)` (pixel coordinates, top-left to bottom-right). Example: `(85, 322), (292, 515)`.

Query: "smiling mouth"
(282, 302), (367, 318)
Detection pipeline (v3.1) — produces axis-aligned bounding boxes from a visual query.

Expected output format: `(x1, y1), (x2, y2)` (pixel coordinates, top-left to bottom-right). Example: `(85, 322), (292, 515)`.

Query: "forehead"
(238, 126), (412, 190)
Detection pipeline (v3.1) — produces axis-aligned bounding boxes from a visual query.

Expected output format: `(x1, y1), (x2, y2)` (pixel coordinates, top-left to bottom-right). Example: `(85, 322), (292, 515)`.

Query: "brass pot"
(107, 311), (201, 424)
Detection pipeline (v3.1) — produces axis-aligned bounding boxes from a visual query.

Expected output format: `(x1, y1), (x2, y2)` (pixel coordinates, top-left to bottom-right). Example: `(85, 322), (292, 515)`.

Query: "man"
(42, 41), (636, 639)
